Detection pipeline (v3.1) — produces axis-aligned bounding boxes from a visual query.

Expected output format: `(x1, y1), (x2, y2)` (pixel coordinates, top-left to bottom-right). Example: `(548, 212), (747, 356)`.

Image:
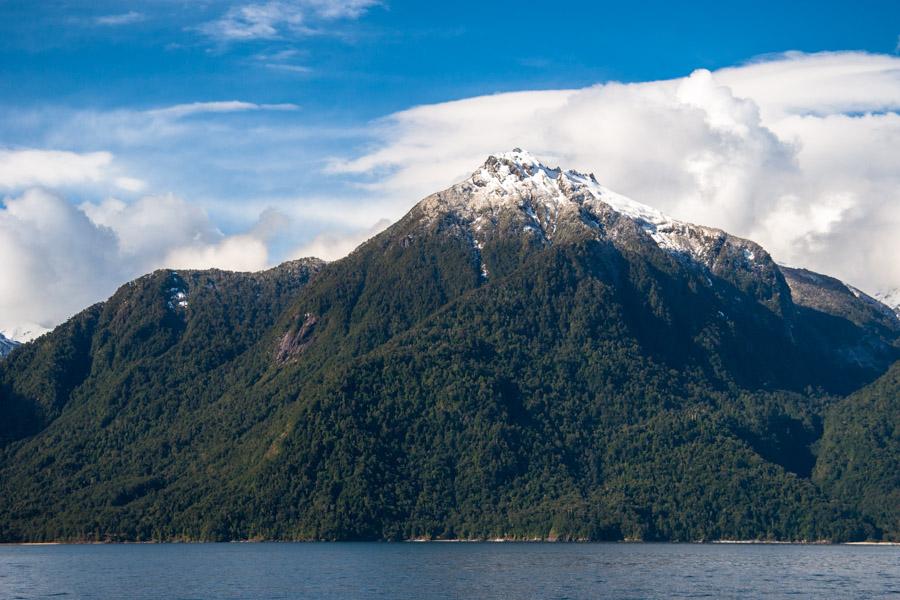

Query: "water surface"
(1, 542), (899, 599)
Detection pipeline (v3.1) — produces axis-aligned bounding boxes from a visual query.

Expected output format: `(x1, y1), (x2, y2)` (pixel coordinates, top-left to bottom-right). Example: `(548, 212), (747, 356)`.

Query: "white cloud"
(79, 194), (285, 273)
(0, 189), (126, 328)
(4, 51), (900, 333)
(164, 236), (270, 272)
(715, 51), (900, 119)
(0, 190), (282, 330)
(199, 0), (378, 42)
(265, 63), (313, 74)
(80, 195), (221, 262)
(0, 148), (147, 192)
(332, 51), (900, 296)
(145, 101), (300, 119)
(290, 217), (390, 261)
(114, 176), (147, 192)
(0, 149), (108, 188)
(94, 11), (145, 26)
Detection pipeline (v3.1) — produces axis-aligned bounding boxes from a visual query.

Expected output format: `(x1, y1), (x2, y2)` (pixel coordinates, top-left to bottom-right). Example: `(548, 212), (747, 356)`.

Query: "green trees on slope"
(0, 226), (897, 542)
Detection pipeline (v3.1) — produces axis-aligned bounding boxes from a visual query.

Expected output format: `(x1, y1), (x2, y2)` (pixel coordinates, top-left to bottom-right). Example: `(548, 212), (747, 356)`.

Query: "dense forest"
(1, 159), (898, 543)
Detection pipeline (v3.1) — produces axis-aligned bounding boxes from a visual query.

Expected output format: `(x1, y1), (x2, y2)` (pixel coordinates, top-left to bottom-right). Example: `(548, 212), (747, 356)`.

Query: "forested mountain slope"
(0, 151), (897, 542)
(815, 361), (900, 539)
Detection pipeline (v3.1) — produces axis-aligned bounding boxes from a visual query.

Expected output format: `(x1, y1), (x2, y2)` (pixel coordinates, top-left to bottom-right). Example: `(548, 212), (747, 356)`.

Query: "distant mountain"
(0, 333), (18, 358)
(780, 267), (900, 375)
(0, 323), (51, 344)
(875, 289), (900, 318)
(0, 150), (897, 543)
(0, 322), (52, 358)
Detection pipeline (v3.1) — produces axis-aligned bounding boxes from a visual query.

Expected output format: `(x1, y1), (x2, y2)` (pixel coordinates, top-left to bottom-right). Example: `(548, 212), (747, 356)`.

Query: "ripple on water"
(0, 543), (898, 600)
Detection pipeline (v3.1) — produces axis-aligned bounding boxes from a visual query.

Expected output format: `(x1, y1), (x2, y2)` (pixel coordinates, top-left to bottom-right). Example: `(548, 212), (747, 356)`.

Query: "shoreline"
(3, 539), (899, 546)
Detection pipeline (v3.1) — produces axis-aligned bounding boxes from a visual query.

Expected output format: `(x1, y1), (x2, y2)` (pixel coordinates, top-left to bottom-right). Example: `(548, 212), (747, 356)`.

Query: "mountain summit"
(423, 149), (773, 270)
(1, 151), (898, 543)
(407, 149), (791, 317)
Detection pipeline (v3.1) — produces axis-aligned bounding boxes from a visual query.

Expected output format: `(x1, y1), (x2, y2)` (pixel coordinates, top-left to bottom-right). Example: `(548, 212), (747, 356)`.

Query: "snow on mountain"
(417, 148), (774, 276)
(165, 272), (190, 311)
(847, 285), (900, 322)
(875, 289), (900, 317)
(0, 333), (18, 358)
(0, 322), (51, 344)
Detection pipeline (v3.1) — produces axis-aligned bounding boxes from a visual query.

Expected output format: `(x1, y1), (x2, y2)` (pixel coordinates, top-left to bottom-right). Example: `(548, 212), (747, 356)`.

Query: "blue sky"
(0, 0), (896, 213)
(2, 1), (898, 114)
(1, 0), (899, 333)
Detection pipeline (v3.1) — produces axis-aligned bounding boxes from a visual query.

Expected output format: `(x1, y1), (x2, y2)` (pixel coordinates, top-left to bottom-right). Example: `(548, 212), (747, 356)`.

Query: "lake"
(1, 542), (898, 599)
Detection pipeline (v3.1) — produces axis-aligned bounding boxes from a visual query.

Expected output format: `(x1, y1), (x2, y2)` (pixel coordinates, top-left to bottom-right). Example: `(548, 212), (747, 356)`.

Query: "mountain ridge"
(0, 151), (898, 543)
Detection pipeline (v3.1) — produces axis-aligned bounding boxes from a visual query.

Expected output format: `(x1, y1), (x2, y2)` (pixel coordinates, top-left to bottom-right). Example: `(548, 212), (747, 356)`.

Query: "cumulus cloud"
(331, 51), (900, 296)
(0, 190), (126, 329)
(199, 0), (378, 42)
(290, 217), (390, 260)
(4, 51), (900, 333)
(0, 190), (279, 331)
(114, 177), (147, 192)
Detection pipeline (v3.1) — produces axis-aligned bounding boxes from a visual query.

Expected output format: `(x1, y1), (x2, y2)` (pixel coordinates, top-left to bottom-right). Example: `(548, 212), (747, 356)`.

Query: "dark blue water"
(1, 542), (898, 599)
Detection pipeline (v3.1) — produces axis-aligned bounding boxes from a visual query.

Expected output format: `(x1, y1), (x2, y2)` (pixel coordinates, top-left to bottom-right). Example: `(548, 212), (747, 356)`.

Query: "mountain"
(780, 267), (900, 376)
(875, 289), (900, 318)
(0, 323), (51, 344)
(0, 258), (323, 445)
(0, 150), (898, 543)
(0, 322), (51, 358)
(0, 333), (18, 358)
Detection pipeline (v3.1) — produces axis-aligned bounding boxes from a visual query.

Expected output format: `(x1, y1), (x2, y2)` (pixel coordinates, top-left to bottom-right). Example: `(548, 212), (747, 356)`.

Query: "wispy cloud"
(145, 101), (300, 119)
(252, 48), (312, 74)
(265, 63), (313, 74)
(198, 0), (379, 42)
(94, 11), (145, 26)
(255, 48), (303, 61)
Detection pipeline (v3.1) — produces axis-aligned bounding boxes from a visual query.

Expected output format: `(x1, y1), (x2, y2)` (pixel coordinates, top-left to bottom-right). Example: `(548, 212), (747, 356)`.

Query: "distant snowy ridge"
(875, 289), (900, 318)
(0, 333), (18, 358)
(0, 322), (51, 344)
(0, 322), (51, 358)
(847, 285), (900, 323)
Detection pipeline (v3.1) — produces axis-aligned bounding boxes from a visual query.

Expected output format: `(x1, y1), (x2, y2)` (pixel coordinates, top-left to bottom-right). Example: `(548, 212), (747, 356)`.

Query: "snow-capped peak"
(479, 148), (669, 223)
(471, 149), (690, 241)
(419, 149), (767, 275)
(489, 148), (552, 173)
